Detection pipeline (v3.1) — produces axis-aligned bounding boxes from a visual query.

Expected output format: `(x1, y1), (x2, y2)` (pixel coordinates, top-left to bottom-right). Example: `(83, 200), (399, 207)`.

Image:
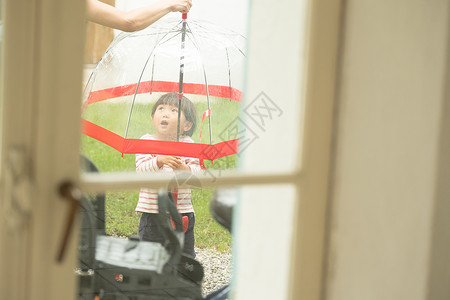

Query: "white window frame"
(0, 0), (342, 299)
(0, 0), (86, 299)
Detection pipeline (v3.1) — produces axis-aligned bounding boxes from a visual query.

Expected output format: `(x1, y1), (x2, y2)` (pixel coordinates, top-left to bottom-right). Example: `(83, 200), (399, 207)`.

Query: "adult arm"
(86, 0), (192, 32)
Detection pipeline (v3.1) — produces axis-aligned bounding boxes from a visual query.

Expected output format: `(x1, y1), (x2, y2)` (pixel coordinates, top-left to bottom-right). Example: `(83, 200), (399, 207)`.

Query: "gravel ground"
(195, 247), (232, 296)
(76, 242), (232, 297)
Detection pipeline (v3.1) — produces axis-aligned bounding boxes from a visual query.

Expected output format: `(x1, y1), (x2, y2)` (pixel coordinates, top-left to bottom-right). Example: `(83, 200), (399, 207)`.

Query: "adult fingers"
(185, 0), (192, 13)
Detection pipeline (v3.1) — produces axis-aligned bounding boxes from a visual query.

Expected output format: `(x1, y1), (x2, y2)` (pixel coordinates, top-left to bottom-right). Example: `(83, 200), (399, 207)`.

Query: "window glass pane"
(76, 162), (294, 299)
(81, 0), (308, 177)
(80, 0), (253, 176)
(233, 184), (295, 299)
(239, 1), (308, 174)
(77, 156), (233, 298)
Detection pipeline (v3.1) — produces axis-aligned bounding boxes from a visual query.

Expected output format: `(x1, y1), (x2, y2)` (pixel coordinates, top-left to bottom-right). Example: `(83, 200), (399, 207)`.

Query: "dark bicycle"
(77, 155), (233, 300)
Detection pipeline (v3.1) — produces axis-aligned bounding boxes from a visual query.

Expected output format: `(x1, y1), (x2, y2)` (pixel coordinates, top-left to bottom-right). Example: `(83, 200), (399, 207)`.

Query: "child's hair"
(151, 92), (197, 137)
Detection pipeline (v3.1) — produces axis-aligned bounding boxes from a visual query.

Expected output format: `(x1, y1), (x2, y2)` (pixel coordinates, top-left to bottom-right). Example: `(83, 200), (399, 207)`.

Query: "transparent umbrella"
(81, 15), (246, 167)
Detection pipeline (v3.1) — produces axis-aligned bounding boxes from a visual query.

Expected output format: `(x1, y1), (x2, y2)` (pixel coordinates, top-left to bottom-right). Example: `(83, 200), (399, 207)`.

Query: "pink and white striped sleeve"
(186, 157), (202, 175)
(136, 154), (160, 172)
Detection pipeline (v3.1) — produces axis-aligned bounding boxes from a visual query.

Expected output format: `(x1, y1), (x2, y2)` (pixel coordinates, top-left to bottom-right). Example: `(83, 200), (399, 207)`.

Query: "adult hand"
(86, 0), (193, 32)
(169, 0), (193, 14)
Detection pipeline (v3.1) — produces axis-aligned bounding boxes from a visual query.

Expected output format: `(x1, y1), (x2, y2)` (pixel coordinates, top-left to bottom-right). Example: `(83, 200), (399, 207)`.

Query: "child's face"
(152, 104), (193, 141)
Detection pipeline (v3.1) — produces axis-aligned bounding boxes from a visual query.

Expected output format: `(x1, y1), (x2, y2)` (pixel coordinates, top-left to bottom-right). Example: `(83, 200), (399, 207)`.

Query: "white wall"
(325, 1), (450, 299)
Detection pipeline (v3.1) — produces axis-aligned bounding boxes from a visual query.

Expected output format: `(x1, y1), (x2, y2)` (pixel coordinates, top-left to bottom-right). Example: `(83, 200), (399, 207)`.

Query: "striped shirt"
(135, 134), (201, 214)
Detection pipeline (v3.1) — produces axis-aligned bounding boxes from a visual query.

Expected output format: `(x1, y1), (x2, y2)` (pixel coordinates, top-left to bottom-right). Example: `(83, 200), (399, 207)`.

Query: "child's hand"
(157, 155), (190, 171)
(173, 161), (190, 171)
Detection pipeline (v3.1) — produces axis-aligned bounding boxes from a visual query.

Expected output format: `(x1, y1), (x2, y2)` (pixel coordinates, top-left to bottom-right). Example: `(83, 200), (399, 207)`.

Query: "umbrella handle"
(182, 13), (188, 19)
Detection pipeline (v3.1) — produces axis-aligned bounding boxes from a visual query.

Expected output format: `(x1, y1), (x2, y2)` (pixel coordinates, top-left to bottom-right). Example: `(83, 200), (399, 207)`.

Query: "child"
(136, 92), (200, 257)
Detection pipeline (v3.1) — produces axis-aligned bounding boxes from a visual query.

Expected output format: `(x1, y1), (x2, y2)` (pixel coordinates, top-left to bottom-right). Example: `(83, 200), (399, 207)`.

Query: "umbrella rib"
(177, 16), (188, 142)
(105, 31), (132, 52)
(185, 22), (213, 145)
(188, 20), (247, 56)
(149, 31), (183, 95)
(152, 26), (184, 47)
(147, 22), (185, 95)
(226, 47), (232, 101)
(149, 50), (156, 95)
(82, 32), (133, 108)
(123, 22), (183, 140)
(127, 19), (184, 38)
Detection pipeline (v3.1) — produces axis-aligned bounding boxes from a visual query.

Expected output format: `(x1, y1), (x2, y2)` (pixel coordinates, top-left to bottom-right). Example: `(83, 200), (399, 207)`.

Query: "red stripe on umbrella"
(82, 119), (238, 160)
(83, 80), (242, 111)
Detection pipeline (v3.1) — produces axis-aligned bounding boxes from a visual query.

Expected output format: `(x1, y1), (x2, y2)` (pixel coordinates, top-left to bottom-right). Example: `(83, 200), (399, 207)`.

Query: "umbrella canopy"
(81, 16), (246, 166)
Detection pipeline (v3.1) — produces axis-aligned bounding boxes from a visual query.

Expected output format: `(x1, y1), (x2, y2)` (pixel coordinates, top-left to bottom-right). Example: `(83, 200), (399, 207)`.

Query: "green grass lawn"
(81, 96), (238, 252)
(101, 187), (231, 252)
